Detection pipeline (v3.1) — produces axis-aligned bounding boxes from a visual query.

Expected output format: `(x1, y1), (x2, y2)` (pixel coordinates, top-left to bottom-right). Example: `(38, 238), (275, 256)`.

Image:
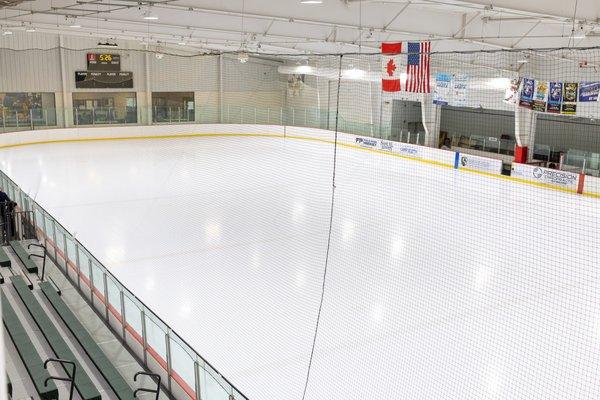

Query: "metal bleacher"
(1, 204), (168, 400)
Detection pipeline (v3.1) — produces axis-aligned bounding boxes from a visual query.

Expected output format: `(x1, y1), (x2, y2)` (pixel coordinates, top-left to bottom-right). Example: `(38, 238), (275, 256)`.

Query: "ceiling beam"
(510, 20), (541, 48)
(382, 1), (411, 31)
(452, 11), (479, 38)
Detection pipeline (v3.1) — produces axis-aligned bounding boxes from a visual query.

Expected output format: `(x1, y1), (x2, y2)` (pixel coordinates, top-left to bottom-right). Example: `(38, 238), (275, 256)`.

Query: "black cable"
(3, 45), (600, 57)
(300, 54), (343, 400)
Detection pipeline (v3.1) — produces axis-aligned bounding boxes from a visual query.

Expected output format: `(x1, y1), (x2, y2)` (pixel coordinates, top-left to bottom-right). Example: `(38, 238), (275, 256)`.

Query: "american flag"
(405, 41), (431, 93)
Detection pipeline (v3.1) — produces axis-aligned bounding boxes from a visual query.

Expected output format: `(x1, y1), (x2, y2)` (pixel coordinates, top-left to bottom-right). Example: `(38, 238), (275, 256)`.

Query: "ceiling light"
(343, 67), (365, 80)
(178, 42), (186, 45)
(98, 41), (118, 48)
(69, 24), (81, 28)
(25, 27), (36, 33)
(143, 10), (158, 20)
(296, 65), (313, 74)
(573, 33), (586, 39)
(238, 52), (249, 63)
(300, 0), (323, 3)
(2, 30), (13, 36)
(517, 59), (528, 64)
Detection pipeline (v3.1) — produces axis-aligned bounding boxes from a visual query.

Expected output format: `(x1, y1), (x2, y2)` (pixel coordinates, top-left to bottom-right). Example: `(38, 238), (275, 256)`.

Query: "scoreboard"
(75, 71), (133, 88)
(87, 53), (121, 71)
(77, 52), (133, 88)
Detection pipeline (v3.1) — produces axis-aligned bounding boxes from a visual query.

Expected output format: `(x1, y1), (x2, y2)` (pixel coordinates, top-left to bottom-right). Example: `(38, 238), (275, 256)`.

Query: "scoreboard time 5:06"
(87, 53), (121, 71)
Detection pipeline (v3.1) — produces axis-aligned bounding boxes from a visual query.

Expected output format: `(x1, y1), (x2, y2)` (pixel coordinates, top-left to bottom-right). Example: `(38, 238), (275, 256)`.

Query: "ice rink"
(1, 134), (600, 400)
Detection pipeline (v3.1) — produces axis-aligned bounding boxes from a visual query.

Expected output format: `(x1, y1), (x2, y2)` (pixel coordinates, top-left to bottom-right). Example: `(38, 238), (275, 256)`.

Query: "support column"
(144, 47), (153, 125)
(421, 93), (441, 148)
(514, 106), (537, 163)
(219, 54), (224, 123)
(58, 35), (70, 127)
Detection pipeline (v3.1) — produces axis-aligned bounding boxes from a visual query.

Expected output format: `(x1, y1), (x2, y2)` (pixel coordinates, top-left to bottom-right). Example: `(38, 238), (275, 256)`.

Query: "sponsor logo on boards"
(355, 137), (378, 148)
(380, 140), (394, 151)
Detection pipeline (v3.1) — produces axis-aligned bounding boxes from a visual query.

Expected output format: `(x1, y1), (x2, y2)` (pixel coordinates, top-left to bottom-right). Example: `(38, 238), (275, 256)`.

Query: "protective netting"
(1, 44), (600, 400)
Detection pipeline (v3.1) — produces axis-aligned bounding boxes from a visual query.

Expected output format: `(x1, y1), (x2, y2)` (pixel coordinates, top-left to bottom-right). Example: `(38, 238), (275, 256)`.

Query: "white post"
(420, 93), (441, 148)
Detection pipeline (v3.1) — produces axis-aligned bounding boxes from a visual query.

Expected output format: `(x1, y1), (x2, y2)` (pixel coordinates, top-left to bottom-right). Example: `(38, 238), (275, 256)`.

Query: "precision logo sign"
(533, 168), (578, 185)
(355, 137), (378, 148)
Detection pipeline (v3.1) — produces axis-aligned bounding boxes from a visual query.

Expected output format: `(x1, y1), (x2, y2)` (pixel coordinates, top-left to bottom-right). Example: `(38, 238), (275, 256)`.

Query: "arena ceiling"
(0, 0), (599, 54)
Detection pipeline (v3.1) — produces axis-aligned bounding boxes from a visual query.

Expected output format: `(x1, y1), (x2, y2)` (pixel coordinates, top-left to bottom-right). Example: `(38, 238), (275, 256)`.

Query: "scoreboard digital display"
(75, 71), (133, 88)
(87, 53), (121, 71)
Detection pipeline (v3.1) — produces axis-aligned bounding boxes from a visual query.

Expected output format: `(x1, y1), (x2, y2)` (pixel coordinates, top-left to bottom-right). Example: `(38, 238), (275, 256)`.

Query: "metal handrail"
(44, 358), (76, 400)
(134, 371), (161, 400)
(1, 170), (249, 400)
(27, 243), (47, 281)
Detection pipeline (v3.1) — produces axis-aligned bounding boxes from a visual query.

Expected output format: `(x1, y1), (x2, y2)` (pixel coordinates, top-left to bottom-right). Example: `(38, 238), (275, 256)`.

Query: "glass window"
(152, 92), (194, 123)
(72, 92), (137, 125)
(0, 92), (56, 127)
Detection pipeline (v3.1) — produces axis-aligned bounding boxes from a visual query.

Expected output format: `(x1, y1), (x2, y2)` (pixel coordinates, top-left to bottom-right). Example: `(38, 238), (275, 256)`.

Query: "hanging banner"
(561, 83), (578, 115)
(519, 78), (535, 109)
(532, 81), (548, 112)
(451, 74), (469, 107)
(433, 73), (452, 105)
(503, 78), (521, 105)
(578, 82), (600, 102)
(547, 82), (563, 113)
(381, 42), (402, 92)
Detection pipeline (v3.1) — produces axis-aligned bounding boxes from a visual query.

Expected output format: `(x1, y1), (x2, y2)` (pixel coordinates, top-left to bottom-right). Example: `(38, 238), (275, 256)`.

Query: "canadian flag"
(381, 42), (402, 92)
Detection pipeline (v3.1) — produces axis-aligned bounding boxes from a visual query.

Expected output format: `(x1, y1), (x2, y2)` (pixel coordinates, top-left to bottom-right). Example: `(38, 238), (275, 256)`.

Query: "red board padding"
(514, 145), (528, 163)
(578, 173), (585, 194)
(381, 42), (402, 54)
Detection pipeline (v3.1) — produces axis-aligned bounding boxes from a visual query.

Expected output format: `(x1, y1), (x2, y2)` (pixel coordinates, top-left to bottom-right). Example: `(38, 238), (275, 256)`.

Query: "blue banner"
(578, 82), (600, 102)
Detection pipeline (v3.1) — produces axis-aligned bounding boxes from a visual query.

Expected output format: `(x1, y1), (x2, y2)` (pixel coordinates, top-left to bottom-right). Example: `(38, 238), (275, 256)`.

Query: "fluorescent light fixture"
(143, 9), (158, 20)
(343, 67), (365, 79)
(69, 23), (81, 28)
(178, 42), (186, 45)
(238, 52), (249, 63)
(25, 27), (36, 33)
(517, 59), (528, 64)
(2, 30), (13, 35)
(573, 33), (586, 39)
(296, 65), (313, 74)
(300, 0), (323, 3)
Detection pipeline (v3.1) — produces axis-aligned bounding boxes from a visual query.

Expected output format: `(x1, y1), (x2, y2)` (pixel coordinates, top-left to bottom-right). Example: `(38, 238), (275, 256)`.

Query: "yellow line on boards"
(0, 131), (594, 198)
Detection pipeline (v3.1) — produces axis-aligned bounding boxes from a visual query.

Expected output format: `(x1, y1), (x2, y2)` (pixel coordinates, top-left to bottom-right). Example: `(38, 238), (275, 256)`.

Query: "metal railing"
(0, 108), (56, 131)
(153, 106), (195, 123)
(0, 170), (249, 400)
(73, 107), (138, 126)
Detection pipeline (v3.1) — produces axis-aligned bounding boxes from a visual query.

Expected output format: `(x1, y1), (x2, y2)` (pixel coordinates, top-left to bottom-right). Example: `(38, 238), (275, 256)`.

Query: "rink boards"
(0, 123), (596, 198)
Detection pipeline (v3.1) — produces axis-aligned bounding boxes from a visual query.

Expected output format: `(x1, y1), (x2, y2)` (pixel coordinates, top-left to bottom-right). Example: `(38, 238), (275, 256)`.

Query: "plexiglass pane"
(65, 235), (77, 266)
(123, 294), (143, 334)
(106, 277), (122, 313)
(144, 314), (167, 361)
(78, 247), (90, 279)
(54, 226), (66, 269)
(44, 214), (53, 237)
(170, 335), (196, 393)
(201, 363), (230, 400)
(91, 261), (104, 293)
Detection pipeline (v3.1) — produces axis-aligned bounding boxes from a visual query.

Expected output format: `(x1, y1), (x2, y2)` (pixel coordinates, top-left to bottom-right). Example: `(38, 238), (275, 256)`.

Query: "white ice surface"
(1, 135), (600, 400)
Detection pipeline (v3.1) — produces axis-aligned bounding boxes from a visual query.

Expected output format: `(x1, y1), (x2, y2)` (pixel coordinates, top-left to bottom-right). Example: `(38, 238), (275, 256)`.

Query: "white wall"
(0, 32), (286, 126)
